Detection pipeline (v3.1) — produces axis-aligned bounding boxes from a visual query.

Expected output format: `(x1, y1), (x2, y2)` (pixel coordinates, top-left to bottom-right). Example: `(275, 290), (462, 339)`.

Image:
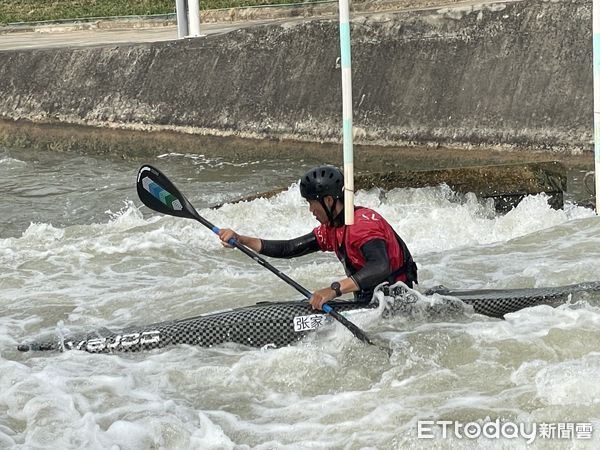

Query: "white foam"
(0, 157), (26, 168)
(202, 185), (596, 258)
(2, 172), (600, 449)
(156, 152), (260, 168)
(534, 353), (600, 406)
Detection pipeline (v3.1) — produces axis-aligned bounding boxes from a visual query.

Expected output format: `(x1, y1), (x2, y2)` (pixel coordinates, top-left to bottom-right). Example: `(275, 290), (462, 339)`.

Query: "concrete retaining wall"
(0, 0), (593, 151)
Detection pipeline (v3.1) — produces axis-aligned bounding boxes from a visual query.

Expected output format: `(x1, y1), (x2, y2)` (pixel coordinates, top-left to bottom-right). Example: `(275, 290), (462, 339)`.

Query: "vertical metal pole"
(175, 0), (188, 39)
(188, 0), (201, 37)
(338, 0), (354, 225)
(594, 0), (600, 212)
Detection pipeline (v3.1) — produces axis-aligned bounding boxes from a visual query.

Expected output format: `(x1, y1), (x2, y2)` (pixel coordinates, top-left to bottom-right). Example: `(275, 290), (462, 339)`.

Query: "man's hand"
(217, 228), (239, 248)
(309, 287), (337, 310)
(217, 229), (262, 252)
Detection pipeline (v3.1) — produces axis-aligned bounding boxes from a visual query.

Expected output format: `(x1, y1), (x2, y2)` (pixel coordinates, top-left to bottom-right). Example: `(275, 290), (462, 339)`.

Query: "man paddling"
(218, 165), (417, 310)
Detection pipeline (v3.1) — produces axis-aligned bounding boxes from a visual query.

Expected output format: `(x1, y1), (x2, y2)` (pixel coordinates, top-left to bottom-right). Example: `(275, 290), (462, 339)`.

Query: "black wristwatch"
(330, 281), (342, 297)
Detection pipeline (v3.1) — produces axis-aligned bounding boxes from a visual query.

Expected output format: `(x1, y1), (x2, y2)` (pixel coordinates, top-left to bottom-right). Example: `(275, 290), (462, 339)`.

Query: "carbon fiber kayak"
(18, 300), (375, 353)
(423, 281), (600, 318)
(17, 281), (600, 353)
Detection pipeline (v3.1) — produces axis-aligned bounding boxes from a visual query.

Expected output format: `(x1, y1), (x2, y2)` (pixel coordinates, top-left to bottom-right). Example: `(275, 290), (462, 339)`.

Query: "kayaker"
(218, 165), (418, 310)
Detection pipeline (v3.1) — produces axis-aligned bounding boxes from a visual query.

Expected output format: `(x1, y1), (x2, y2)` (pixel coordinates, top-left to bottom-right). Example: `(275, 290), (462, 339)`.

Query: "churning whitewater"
(1, 148), (600, 448)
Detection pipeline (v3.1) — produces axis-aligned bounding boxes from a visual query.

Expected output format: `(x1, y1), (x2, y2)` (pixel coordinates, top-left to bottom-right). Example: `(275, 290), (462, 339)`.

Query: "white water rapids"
(1, 147), (600, 449)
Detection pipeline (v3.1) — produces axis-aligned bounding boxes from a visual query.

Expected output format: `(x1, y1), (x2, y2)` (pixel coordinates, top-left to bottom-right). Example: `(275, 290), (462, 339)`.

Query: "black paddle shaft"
(136, 164), (378, 347)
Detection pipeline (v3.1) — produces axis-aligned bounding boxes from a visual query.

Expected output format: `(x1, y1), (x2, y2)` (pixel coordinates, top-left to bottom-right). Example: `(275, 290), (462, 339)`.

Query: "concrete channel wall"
(0, 0), (592, 151)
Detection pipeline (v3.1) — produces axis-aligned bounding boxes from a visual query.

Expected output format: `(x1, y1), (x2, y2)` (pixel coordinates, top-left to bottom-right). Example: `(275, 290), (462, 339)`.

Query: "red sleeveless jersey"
(312, 207), (408, 282)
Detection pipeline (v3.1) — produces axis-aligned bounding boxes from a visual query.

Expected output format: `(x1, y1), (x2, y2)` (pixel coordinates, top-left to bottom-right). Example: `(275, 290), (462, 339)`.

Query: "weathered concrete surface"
(0, 118), (590, 168)
(0, 0), (593, 152)
(1, 118), (590, 210)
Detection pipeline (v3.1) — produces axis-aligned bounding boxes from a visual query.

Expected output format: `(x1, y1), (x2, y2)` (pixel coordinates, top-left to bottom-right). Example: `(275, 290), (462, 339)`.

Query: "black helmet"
(300, 165), (344, 200)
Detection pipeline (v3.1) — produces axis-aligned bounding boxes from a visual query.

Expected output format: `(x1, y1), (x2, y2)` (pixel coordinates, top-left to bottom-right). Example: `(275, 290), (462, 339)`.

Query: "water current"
(1, 145), (600, 449)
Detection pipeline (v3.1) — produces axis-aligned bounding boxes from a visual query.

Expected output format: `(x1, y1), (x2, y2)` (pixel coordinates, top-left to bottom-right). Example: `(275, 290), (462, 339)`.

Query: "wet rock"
(213, 161), (567, 212)
(356, 161), (567, 212)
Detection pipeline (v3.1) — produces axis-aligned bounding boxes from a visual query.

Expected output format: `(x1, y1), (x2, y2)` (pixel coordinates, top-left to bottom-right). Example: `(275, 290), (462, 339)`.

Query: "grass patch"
(0, 0), (318, 25)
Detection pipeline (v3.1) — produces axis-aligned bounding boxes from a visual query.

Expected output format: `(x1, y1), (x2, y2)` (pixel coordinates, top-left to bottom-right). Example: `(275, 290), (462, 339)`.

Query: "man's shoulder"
(354, 206), (383, 222)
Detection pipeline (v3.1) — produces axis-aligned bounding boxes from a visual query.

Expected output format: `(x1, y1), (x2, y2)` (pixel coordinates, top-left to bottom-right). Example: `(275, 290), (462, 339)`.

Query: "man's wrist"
(330, 281), (342, 297)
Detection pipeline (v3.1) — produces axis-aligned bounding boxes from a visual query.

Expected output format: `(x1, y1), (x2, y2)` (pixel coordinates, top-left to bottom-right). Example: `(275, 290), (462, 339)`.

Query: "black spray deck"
(18, 281), (600, 353)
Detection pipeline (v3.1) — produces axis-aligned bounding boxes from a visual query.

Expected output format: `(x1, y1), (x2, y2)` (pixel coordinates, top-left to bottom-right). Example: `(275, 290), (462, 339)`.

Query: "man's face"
(307, 197), (333, 224)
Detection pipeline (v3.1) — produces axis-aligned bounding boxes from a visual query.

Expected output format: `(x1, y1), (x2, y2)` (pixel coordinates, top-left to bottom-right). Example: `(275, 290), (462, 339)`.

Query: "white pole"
(338, 0), (354, 225)
(175, 0), (188, 39)
(188, 0), (201, 38)
(594, 0), (600, 213)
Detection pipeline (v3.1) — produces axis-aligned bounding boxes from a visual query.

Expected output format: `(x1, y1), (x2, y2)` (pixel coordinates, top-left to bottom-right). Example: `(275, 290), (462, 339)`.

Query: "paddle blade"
(137, 165), (200, 220)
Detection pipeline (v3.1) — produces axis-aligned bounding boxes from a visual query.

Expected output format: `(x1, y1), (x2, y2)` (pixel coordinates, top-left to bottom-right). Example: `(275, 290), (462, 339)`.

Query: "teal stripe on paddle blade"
(136, 165), (197, 220)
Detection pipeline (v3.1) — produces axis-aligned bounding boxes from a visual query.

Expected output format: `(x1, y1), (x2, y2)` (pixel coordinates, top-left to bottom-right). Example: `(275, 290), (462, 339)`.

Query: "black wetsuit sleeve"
(259, 232), (320, 259)
(351, 239), (391, 290)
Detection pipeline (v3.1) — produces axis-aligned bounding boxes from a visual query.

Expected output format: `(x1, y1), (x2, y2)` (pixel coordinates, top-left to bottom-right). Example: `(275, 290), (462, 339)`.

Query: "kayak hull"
(18, 300), (375, 353)
(18, 281), (600, 353)
(423, 281), (600, 318)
